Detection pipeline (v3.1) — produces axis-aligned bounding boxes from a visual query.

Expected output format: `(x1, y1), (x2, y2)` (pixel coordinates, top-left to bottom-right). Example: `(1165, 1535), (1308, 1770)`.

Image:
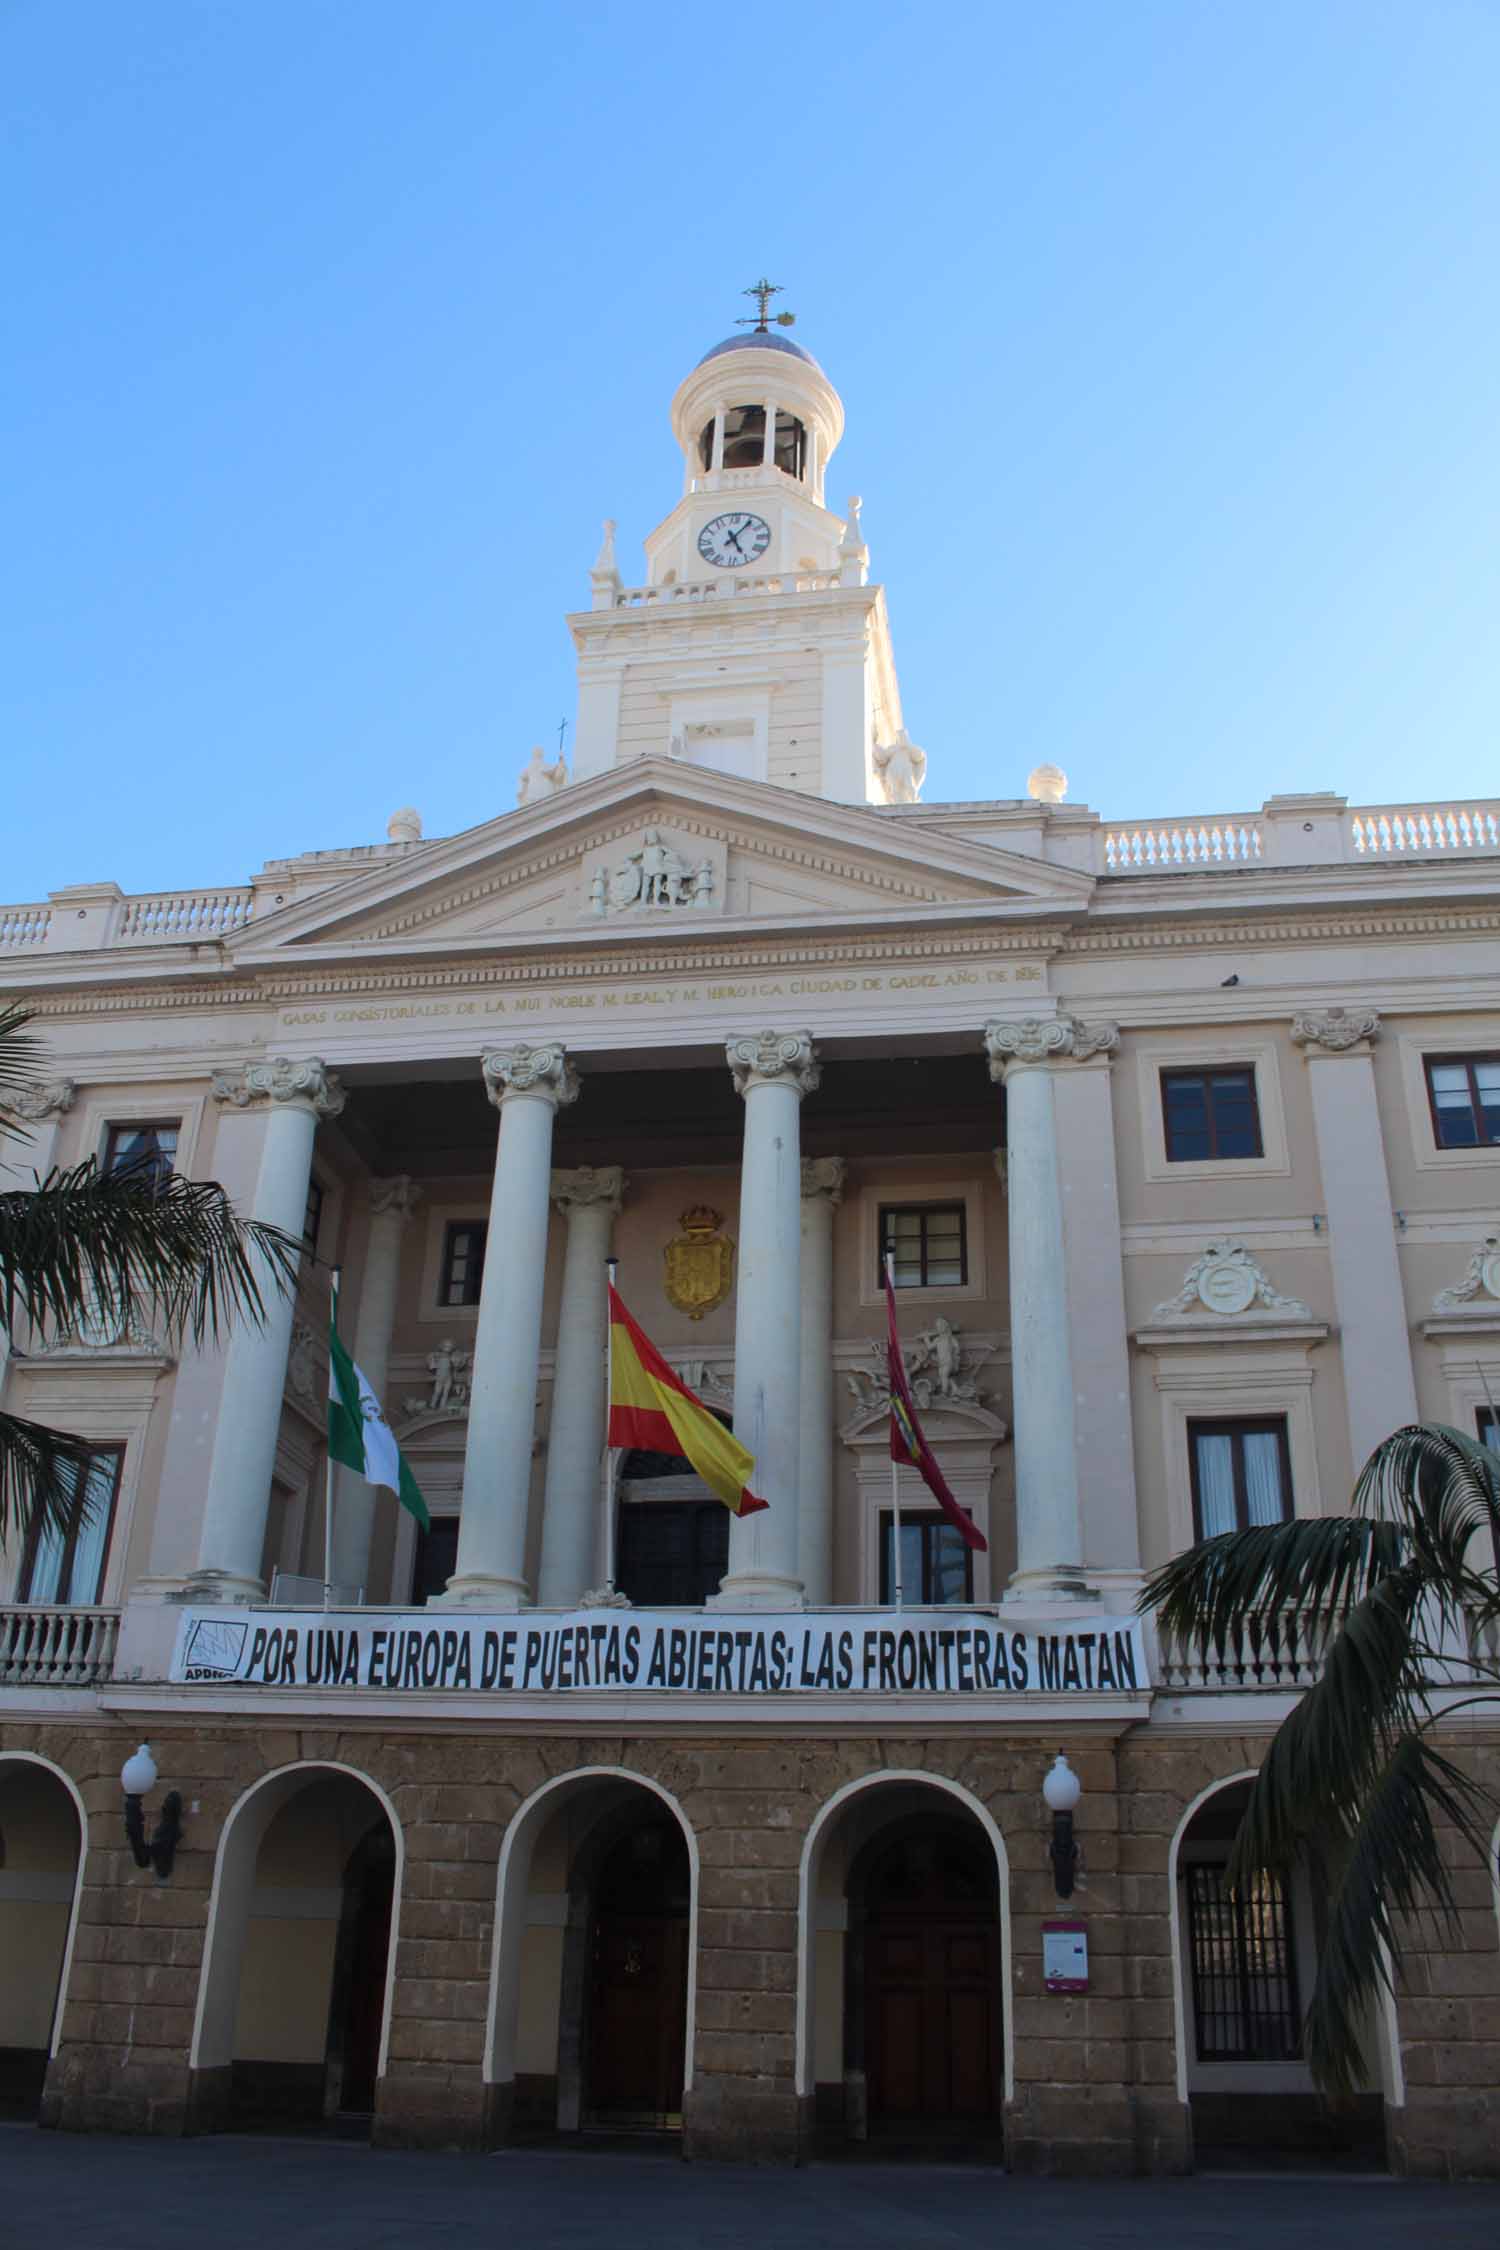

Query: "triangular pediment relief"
(228, 760), (1092, 964)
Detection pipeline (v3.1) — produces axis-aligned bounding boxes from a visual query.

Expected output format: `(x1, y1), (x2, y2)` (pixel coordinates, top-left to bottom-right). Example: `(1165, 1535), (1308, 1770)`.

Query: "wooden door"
(861, 1828), (999, 2128)
(585, 1820), (690, 2128)
(333, 1831), (394, 2115)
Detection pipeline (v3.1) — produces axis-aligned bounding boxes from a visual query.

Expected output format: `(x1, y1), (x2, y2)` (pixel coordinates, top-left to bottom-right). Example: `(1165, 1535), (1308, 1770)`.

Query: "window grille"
(1185, 1862), (1301, 2062)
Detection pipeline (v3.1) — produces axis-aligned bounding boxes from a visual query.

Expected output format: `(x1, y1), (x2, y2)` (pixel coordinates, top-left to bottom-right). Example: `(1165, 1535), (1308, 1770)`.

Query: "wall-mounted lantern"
(121, 1742), (182, 1881)
(1043, 1751), (1081, 1899)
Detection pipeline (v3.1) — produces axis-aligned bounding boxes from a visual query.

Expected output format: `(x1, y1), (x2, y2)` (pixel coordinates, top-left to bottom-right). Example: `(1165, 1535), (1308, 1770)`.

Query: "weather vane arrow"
(736, 277), (797, 333)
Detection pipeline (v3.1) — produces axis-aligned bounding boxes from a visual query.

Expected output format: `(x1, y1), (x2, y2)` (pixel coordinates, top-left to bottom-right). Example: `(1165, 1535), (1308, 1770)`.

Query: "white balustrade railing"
(1155, 1614), (1327, 1693)
(116, 889), (255, 941)
(0, 1605), (119, 1686)
(1348, 803), (1500, 857)
(0, 904), (52, 949)
(1102, 818), (1262, 871)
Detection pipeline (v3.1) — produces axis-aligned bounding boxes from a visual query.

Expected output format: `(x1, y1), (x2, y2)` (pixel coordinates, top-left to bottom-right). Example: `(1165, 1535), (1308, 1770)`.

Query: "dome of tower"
(696, 330), (823, 372)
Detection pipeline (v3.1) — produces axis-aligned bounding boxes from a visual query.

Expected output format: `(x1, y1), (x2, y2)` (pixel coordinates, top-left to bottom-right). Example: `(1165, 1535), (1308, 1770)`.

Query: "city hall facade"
(2, 315), (1499, 2175)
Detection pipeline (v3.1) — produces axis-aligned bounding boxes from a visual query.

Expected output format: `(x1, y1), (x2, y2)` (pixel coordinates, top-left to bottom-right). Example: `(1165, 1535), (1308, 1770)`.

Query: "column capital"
(726, 1029), (820, 1099)
(982, 1015), (1119, 1079)
(1291, 1005), (1381, 1055)
(13, 1078), (76, 1122)
(481, 1042), (580, 1111)
(800, 1155), (846, 1205)
(369, 1174), (422, 1221)
(212, 1057), (346, 1118)
(551, 1163), (625, 1217)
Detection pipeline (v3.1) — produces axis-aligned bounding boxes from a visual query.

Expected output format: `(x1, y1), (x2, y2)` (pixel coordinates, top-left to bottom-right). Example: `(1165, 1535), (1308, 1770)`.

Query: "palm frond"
(1140, 1515), (1407, 1653)
(1301, 1733), (1494, 2095)
(1228, 1565), (1428, 1884)
(0, 1159), (301, 1349)
(1357, 1423), (1500, 1605)
(0, 1410), (106, 1551)
(0, 1004), (46, 1138)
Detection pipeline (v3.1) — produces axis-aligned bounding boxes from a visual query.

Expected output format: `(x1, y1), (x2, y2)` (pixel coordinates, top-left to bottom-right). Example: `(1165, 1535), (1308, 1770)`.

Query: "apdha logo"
(181, 1619), (249, 1681)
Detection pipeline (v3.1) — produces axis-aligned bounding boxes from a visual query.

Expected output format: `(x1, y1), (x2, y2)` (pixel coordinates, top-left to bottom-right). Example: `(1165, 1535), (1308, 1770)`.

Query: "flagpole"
(885, 1254), (904, 1611)
(604, 1257), (619, 1593)
(323, 1264), (341, 1614)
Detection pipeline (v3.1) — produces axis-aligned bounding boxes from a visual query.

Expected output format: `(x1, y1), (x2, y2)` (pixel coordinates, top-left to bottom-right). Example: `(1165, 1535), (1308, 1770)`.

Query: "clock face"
(698, 512), (771, 569)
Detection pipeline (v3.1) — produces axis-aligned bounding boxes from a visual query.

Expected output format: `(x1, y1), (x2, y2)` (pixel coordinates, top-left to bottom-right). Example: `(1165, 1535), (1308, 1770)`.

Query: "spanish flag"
(607, 1284), (767, 1516)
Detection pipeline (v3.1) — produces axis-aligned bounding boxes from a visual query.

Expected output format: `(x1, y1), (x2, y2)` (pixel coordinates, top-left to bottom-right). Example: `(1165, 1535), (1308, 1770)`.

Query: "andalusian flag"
(607, 1284), (766, 1516)
(328, 1292), (430, 1529)
(885, 1266), (985, 1552)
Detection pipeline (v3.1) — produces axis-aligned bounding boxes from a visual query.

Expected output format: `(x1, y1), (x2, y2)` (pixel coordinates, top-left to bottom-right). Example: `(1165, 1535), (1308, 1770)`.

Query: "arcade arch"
(0, 1754), (85, 2117)
(486, 1767), (698, 2138)
(192, 1762), (402, 2131)
(797, 1772), (1011, 2149)
(1166, 1771), (1397, 2168)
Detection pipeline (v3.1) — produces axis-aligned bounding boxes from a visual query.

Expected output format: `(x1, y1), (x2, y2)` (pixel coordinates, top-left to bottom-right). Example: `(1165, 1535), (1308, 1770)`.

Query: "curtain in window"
(1242, 1430), (1286, 1526)
(1195, 1432), (1237, 1536)
(25, 1519), (68, 1603)
(24, 1451), (116, 1604)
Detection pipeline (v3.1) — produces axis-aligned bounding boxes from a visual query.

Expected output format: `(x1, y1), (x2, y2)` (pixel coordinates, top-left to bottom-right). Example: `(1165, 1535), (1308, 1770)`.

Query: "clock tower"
(569, 288), (907, 805)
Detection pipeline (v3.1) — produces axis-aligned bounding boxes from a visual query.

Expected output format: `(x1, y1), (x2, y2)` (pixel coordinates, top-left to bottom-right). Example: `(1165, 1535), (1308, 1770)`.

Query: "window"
(1161, 1068), (1262, 1162)
(1480, 1408), (1499, 1455)
(879, 1511), (974, 1605)
(1185, 1861), (1301, 2062)
(439, 1221), (487, 1307)
(411, 1516), (459, 1606)
(772, 410), (806, 480)
(103, 1121), (178, 1189)
(303, 1177), (325, 1256)
(719, 404), (766, 469)
(19, 1445), (123, 1605)
(1188, 1418), (1292, 1539)
(1425, 1054), (1500, 1149)
(617, 1499), (729, 1607)
(879, 1203), (967, 1290)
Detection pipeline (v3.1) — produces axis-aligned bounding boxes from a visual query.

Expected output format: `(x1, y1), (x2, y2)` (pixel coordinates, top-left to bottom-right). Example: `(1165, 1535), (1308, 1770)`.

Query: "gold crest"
(662, 1206), (735, 1322)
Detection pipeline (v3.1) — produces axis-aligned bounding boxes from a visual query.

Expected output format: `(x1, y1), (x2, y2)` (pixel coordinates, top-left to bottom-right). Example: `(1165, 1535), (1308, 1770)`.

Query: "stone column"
(719, 1031), (820, 1605)
(446, 1043), (579, 1608)
(330, 1176), (421, 1596)
(190, 1059), (345, 1602)
(1292, 1007), (1417, 1466)
(1, 1080), (76, 1401)
(798, 1156), (845, 1605)
(984, 1018), (1118, 1598)
(536, 1165), (625, 1608)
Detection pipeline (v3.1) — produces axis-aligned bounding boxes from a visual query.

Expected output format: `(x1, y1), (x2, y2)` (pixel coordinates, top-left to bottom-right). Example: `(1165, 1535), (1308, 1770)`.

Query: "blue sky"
(4, 2), (1498, 901)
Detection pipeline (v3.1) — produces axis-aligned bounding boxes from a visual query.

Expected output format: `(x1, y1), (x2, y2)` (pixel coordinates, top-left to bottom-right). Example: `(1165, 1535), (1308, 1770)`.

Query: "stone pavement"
(3, 2127), (1496, 2249)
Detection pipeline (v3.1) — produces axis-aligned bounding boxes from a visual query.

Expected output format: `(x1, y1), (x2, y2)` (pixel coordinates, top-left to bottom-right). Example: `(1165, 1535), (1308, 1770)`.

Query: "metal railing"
(0, 1604), (119, 1686)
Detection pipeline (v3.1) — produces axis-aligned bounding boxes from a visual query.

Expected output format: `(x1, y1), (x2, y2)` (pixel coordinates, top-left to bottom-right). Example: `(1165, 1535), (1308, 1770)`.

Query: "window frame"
(1423, 1051), (1500, 1152)
(877, 1200), (969, 1292)
(18, 1443), (125, 1606)
(877, 1508), (975, 1606)
(1159, 1066), (1264, 1165)
(102, 1118), (181, 1188)
(438, 1220), (488, 1308)
(1187, 1415), (1294, 1540)
(1184, 1859), (1302, 2064)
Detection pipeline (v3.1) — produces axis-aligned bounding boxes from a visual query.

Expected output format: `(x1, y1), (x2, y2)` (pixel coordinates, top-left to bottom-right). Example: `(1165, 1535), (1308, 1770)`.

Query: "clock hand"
(723, 525), (745, 552)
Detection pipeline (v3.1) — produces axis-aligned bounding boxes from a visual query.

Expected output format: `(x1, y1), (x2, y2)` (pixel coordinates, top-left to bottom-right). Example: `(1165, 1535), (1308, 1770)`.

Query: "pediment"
(229, 760), (1092, 964)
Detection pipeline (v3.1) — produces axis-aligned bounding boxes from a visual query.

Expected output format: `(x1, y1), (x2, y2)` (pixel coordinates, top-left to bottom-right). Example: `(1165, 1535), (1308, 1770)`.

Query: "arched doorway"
(585, 1817), (690, 2128)
(851, 1817), (1000, 2136)
(487, 1769), (699, 2143)
(1169, 1774), (1389, 2169)
(193, 1764), (401, 2135)
(0, 1757), (84, 2118)
(798, 1775), (1009, 2155)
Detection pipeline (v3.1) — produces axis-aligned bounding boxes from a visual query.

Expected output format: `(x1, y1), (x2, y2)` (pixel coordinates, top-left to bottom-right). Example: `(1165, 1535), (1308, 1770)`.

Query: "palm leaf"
(1300, 1733), (1493, 2094)
(0, 1003), (46, 1138)
(1141, 1515), (1407, 1657)
(0, 1411), (104, 1551)
(0, 1159), (301, 1349)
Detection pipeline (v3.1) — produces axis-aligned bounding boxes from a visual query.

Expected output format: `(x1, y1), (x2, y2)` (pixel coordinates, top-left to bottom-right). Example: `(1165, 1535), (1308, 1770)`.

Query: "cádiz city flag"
(327, 1292), (430, 1528)
(607, 1283), (767, 1516)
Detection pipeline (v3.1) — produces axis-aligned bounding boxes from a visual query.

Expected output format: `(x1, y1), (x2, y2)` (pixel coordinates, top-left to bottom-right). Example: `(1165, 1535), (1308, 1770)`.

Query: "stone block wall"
(2, 1713), (1496, 2174)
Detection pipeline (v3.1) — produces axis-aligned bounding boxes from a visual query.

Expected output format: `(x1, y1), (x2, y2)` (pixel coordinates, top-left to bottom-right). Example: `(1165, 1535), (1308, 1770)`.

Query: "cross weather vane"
(736, 277), (797, 334)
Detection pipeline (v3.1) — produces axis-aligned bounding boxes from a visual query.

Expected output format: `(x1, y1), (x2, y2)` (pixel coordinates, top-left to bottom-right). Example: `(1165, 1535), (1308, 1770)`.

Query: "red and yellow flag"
(885, 1266), (986, 1552)
(607, 1284), (767, 1517)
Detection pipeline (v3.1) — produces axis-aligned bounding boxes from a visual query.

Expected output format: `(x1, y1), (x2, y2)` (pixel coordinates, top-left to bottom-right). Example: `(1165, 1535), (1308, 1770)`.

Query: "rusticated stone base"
(1132, 2090), (1194, 2175)
(42, 2047), (192, 2136)
(372, 2066), (494, 2152)
(683, 2075), (802, 2164)
(1388, 2092), (1500, 2181)
(1005, 2086), (1137, 2176)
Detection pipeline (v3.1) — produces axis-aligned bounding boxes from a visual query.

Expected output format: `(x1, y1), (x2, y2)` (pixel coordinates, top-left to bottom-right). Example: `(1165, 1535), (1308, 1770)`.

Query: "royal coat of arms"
(663, 1207), (735, 1321)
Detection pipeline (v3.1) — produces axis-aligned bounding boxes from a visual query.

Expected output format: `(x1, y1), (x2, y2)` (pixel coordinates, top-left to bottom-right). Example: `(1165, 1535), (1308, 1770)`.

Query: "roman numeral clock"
(697, 511), (772, 568)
